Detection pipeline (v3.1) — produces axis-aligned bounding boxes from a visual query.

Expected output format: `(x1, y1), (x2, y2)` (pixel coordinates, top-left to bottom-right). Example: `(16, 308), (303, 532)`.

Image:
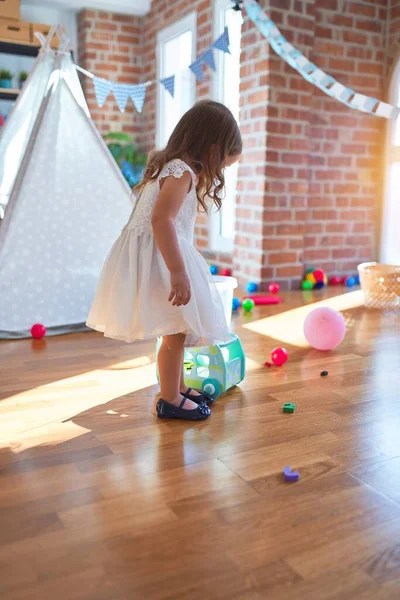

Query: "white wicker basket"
(358, 262), (400, 309)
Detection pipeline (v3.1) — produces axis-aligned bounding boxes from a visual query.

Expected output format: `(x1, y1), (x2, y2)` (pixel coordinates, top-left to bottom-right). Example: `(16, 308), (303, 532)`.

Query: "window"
(209, 0), (242, 253)
(382, 60), (400, 264)
(157, 13), (197, 148)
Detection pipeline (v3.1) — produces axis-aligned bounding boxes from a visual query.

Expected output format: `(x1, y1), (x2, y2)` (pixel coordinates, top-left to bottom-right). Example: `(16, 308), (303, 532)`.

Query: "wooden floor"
(1, 288), (400, 599)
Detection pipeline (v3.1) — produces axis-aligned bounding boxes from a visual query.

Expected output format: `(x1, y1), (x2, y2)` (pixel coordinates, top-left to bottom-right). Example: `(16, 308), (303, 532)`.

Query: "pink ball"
(31, 323), (46, 339)
(303, 307), (345, 351)
(271, 347), (288, 366)
(269, 282), (280, 294)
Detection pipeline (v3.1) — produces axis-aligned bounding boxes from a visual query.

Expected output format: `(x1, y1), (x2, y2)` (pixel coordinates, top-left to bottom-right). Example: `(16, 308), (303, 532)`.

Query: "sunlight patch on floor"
(243, 356), (262, 371)
(243, 290), (364, 347)
(0, 357), (157, 442)
(105, 355), (153, 370)
(0, 420), (93, 454)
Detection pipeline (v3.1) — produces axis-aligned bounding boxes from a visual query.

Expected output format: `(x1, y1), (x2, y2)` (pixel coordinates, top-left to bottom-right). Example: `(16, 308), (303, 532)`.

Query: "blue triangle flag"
(112, 82), (131, 112)
(130, 83), (146, 113)
(201, 48), (216, 71)
(213, 27), (230, 54)
(189, 58), (204, 82)
(160, 75), (175, 98)
(93, 76), (112, 108)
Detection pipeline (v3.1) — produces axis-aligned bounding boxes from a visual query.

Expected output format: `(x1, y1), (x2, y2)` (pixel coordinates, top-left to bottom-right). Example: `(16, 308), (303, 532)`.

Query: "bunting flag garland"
(201, 48), (216, 71)
(130, 83), (146, 113)
(93, 76), (113, 108)
(189, 58), (204, 83)
(244, 0), (400, 120)
(109, 82), (147, 113)
(160, 75), (175, 98)
(213, 27), (230, 54)
(189, 29), (229, 82)
(86, 24), (231, 112)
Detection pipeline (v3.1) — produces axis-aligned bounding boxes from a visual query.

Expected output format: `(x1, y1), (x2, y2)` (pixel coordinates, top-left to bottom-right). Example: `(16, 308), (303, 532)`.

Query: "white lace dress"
(86, 159), (231, 346)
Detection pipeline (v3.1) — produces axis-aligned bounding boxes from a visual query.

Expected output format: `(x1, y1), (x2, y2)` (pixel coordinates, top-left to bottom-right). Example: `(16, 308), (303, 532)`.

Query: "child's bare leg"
(158, 334), (197, 409)
(179, 368), (202, 397)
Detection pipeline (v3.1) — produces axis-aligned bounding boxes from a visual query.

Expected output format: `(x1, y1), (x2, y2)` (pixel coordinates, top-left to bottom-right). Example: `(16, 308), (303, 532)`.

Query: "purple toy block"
(283, 465), (299, 482)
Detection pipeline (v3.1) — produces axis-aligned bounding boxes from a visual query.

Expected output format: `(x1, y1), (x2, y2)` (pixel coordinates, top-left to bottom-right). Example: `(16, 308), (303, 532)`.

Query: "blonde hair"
(135, 100), (242, 212)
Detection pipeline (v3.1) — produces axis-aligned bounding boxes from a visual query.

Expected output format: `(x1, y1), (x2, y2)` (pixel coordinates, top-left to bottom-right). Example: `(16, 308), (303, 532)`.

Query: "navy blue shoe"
(156, 397), (211, 420)
(181, 387), (215, 406)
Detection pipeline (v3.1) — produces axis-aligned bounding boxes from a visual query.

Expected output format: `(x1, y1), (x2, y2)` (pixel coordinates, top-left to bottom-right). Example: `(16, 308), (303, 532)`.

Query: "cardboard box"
(0, 0), (20, 21)
(30, 23), (62, 49)
(0, 19), (30, 43)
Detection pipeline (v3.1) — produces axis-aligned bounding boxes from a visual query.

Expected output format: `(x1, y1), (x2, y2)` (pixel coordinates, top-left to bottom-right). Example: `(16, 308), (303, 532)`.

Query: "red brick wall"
(388, 0), (400, 74)
(77, 9), (143, 137)
(306, 0), (387, 280)
(77, 0), (394, 289)
(234, 0), (318, 287)
(234, 0), (388, 289)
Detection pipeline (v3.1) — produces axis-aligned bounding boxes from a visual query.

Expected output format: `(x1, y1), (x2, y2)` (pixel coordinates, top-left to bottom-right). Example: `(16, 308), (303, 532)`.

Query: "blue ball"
(232, 297), (241, 311)
(345, 276), (356, 287)
(354, 274), (360, 285)
(246, 282), (258, 293)
(314, 281), (324, 290)
(209, 265), (218, 275)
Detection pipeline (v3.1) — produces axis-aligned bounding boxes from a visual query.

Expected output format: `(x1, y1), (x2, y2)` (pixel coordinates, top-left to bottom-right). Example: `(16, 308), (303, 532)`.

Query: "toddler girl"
(87, 100), (242, 421)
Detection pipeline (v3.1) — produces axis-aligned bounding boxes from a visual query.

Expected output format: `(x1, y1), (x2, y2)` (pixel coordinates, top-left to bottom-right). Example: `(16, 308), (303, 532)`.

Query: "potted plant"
(19, 71), (28, 89)
(0, 70), (13, 89)
(103, 132), (147, 187)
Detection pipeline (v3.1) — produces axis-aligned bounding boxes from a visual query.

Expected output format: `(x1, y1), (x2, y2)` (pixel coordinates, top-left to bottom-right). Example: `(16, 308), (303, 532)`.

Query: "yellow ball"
(305, 272), (316, 286)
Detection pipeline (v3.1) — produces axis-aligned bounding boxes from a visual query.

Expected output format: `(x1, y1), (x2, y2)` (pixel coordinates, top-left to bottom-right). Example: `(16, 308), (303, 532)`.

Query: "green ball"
(242, 298), (255, 312)
(301, 280), (313, 290)
(305, 267), (315, 274)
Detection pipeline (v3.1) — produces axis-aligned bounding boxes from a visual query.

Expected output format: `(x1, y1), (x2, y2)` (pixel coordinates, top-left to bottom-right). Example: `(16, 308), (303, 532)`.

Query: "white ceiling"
(22, 0), (152, 16)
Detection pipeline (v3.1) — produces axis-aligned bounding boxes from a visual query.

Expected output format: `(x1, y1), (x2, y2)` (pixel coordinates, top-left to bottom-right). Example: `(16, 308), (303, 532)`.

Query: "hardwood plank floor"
(1, 287), (400, 599)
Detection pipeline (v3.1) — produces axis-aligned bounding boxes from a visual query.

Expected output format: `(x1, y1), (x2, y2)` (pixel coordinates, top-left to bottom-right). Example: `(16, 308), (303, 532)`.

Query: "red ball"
(264, 361), (272, 368)
(313, 269), (325, 283)
(271, 347), (288, 367)
(268, 282), (280, 294)
(220, 268), (231, 276)
(330, 276), (341, 286)
(31, 323), (46, 339)
(340, 276), (347, 285)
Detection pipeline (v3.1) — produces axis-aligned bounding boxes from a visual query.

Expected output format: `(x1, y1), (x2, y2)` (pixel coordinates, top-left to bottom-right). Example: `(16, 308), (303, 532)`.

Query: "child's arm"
(151, 172), (192, 307)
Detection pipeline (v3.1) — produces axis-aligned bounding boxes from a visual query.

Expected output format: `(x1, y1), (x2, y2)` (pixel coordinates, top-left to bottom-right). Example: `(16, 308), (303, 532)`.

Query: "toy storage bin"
(213, 275), (237, 327)
(358, 262), (400, 308)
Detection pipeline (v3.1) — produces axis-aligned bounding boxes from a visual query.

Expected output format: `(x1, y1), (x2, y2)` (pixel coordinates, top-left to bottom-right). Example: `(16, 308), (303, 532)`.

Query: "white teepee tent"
(0, 27), (133, 338)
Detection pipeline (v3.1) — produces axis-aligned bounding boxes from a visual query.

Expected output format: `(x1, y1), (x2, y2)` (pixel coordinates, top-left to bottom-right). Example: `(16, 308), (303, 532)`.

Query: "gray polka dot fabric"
(0, 56), (132, 337)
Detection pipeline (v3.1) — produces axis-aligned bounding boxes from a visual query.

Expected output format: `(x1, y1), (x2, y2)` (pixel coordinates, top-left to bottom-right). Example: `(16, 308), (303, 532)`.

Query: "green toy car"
(156, 334), (246, 399)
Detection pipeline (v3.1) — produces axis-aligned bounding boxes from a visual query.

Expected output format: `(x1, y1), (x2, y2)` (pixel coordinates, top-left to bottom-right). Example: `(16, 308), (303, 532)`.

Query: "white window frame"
(209, 0), (241, 254)
(382, 58), (400, 264)
(156, 12), (197, 149)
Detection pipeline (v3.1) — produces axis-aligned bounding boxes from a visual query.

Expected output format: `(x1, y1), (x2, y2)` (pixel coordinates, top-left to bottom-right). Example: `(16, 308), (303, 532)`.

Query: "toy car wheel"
(202, 378), (221, 399)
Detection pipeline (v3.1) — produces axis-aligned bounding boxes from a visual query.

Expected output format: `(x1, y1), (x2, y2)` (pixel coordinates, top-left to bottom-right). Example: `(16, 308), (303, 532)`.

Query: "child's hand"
(169, 271), (191, 306)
